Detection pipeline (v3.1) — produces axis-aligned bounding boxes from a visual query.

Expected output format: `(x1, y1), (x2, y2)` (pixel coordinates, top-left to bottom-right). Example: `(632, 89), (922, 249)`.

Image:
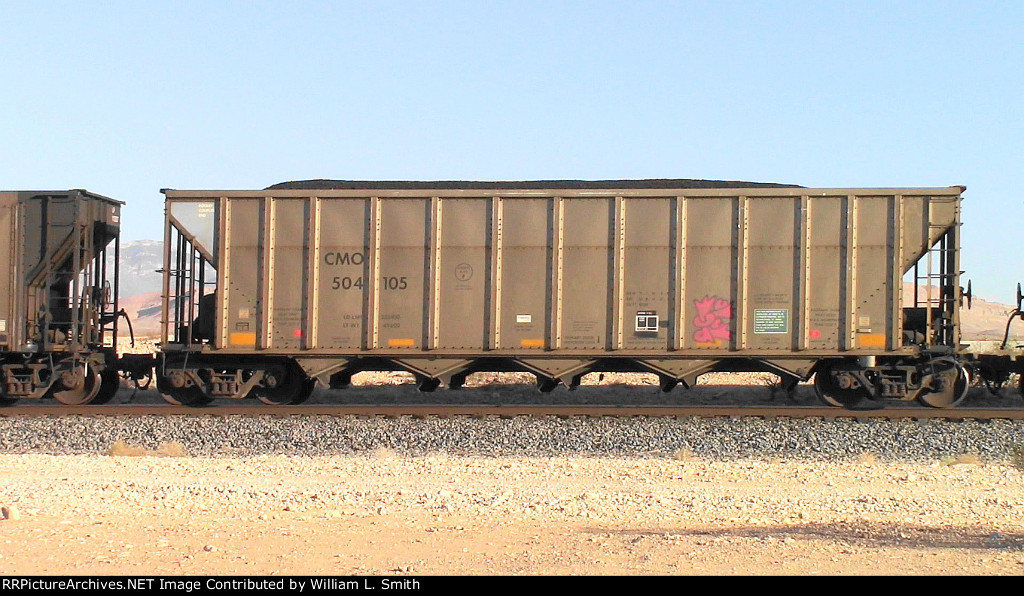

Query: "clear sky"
(2, 1), (1022, 302)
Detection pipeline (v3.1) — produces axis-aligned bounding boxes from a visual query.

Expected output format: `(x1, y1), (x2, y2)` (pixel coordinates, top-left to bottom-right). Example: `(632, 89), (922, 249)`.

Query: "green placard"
(754, 309), (789, 334)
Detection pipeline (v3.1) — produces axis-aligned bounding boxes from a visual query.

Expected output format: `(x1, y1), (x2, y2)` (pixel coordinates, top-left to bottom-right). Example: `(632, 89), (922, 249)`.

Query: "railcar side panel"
(163, 186), (963, 367)
(378, 198), (428, 350)
(561, 198), (611, 350)
(744, 196), (798, 352)
(437, 198), (489, 350)
(622, 198), (671, 351)
(498, 199), (548, 350)
(805, 197), (844, 351)
(853, 196), (893, 350)
(317, 198), (367, 350)
(222, 199), (260, 349)
(681, 197), (736, 351)
(270, 199), (306, 350)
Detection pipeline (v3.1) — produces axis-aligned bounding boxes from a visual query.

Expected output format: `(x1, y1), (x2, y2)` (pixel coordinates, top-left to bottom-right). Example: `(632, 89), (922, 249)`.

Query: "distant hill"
(902, 283), (1022, 341)
(111, 240), (163, 337)
(118, 291), (163, 337)
(945, 288), (1023, 340)
(115, 240), (164, 297)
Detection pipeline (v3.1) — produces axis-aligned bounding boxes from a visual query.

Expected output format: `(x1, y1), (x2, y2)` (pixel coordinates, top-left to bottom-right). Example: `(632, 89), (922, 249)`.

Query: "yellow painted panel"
(388, 338), (415, 347)
(857, 333), (886, 348)
(520, 339), (545, 348)
(229, 332), (257, 346)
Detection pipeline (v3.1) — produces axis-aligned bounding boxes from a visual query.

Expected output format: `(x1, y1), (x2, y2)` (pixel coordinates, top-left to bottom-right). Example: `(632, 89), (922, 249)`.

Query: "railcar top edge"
(162, 182), (965, 198)
(1, 189), (125, 205)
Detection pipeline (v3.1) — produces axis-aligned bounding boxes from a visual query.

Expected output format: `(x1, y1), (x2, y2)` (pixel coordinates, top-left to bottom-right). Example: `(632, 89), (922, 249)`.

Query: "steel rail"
(1, 404), (1022, 420)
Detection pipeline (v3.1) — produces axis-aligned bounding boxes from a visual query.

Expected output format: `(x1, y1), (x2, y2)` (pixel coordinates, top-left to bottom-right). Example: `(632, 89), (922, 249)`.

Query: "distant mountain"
(115, 240), (164, 297)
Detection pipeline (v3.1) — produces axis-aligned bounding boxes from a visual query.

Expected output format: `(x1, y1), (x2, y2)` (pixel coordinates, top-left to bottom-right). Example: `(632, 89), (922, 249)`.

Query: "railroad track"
(2, 404), (1023, 420)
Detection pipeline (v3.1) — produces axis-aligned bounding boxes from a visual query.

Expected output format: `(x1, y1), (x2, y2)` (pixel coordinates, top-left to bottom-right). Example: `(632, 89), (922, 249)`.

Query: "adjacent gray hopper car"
(159, 181), (968, 408)
(0, 190), (126, 404)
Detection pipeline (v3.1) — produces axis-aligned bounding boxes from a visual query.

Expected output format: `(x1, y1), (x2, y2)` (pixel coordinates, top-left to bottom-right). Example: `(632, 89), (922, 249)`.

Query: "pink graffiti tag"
(693, 296), (732, 344)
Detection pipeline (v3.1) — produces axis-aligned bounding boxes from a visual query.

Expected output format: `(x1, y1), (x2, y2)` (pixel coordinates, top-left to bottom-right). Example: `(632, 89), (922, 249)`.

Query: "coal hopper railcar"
(0, 190), (137, 405)
(157, 180), (968, 409)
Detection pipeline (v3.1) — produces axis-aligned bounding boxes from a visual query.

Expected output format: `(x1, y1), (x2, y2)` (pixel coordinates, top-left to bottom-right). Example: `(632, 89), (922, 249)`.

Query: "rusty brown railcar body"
(159, 181), (967, 408)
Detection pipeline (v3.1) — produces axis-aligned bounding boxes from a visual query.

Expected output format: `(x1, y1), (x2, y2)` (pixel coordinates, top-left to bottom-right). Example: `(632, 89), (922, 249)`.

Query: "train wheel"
(156, 371), (212, 407)
(90, 370), (121, 405)
(813, 361), (874, 409)
(918, 358), (970, 408)
(253, 365), (310, 405)
(159, 385), (212, 407)
(53, 364), (102, 405)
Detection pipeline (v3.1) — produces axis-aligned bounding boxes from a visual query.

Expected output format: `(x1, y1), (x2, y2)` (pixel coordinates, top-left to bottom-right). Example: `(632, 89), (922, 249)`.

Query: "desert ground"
(1, 450), (1023, 576)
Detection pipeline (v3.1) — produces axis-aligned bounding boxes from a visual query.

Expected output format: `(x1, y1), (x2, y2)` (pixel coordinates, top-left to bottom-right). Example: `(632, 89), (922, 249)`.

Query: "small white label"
(635, 311), (659, 332)
(238, 308), (251, 319)
(0, 319), (6, 332)
(516, 314), (532, 324)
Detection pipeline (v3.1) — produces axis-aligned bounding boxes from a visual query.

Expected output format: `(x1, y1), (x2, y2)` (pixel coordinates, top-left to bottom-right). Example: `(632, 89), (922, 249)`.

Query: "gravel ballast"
(1, 414), (1021, 462)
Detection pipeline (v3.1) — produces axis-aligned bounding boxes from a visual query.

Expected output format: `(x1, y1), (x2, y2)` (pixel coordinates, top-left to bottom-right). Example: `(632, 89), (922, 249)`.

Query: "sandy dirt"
(1, 452), (1023, 576)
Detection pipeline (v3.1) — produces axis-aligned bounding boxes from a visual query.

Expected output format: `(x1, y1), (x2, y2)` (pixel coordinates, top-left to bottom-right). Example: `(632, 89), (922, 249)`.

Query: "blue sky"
(2, 1), (1022, 302)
